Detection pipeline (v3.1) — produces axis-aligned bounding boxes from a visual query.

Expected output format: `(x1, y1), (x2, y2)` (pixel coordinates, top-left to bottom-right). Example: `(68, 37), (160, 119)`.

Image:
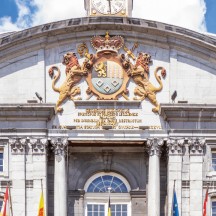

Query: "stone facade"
(0, 15), (216, 216)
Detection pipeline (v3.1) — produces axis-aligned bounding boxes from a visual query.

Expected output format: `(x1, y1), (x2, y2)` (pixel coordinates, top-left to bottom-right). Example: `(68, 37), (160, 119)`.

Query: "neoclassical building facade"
(0, 4), (216, 216)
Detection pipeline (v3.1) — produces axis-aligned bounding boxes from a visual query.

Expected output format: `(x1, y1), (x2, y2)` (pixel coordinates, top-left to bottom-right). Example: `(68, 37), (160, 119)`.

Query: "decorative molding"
(50, 138), (68, 162)
(102, 150), (113, 172)
(188, 138), (205, 155)
(9, 138), (27, 153)
(29, 138), (48, 154)
(167, 138), (185, 155)
(146, 138), (164, 156)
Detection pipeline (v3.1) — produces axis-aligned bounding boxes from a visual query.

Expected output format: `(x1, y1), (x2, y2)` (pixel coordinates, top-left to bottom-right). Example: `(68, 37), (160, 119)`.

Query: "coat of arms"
(48, 32), (166, 113)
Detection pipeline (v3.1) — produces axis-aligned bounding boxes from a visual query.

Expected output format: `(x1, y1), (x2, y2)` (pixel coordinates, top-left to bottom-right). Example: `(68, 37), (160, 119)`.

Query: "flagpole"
(8, 181), (13, 216)
(41, 179), (43, 195)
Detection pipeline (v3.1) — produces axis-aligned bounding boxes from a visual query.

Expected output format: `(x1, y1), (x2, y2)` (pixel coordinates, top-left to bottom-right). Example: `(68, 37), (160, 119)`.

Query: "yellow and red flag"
(38, 192), (45, 216)
(0, 186), (9, 216)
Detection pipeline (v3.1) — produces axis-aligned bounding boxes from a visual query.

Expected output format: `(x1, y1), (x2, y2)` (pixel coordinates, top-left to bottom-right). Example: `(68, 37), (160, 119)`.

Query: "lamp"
(171, 90), (177, 102)
(35, 92), (43, 103)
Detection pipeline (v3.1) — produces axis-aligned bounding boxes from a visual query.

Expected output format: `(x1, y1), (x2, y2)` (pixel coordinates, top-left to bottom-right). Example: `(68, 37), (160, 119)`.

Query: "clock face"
(92, 0), (126, 15)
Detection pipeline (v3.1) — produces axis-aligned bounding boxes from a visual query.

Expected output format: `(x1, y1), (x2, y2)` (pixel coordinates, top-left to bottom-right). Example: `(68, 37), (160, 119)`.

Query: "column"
(167, 138), (184, 216)
(51, 137), (68, 216)
(146, 138), (163, 216)
(188, 138), (205, 216)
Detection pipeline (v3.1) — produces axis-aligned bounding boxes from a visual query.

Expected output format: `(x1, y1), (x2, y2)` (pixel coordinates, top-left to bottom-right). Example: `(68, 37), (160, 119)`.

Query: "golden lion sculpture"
(48, 52), (88, 113)
(128, 52), (166, 113)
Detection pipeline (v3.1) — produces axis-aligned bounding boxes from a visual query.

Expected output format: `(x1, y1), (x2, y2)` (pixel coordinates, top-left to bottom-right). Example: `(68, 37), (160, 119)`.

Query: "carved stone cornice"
(188, 138), (205, 155)
(50, 137), (68, 162)
(146, 138), (164, 156)
(9, 138), (27, 154)
(29, 138), (48, 154)
(167, 138), (185, 155)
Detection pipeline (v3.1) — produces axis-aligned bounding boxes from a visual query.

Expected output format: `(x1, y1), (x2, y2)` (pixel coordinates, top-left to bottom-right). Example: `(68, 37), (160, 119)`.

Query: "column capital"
(146, 138), (164, 156)
(167, 138), (185, 155)
(50, 137), (68, 162)
(9, 137), (27, 154)
(29, 138), (48, 154)
(188, 137), (205, 155)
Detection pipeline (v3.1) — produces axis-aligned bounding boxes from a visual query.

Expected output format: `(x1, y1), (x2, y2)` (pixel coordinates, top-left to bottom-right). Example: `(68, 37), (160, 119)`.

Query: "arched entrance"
(84, 172), (131, 216)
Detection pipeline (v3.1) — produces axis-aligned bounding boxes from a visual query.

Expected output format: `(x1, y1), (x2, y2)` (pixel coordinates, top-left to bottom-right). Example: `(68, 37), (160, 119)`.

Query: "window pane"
(212, 201), (216, 216)
(0, 153), (3, 159)
(87, 175), (128, 193)
(212, 153), (216, 170)
(87, 204), (105, 216)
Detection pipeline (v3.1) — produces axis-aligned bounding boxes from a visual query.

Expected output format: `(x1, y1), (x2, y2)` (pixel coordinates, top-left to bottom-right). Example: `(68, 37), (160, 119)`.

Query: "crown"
(91, 32), (124, 54)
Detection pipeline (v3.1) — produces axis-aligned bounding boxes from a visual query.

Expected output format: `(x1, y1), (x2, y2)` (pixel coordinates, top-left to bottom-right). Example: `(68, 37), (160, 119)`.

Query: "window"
(87, 175), (128, 193)
(84, 172), (131, 216)
(87, 204), (105, 216)
(0, 152), (3, 172)
(86, 203), (129, 216)
(212, 200), (216, 216)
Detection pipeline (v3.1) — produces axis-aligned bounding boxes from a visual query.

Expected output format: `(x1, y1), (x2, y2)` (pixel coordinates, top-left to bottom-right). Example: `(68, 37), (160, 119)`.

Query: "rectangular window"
(0, 153), (3, 172)
(86, 203), (129, 216)
(212, 153), (216, 171)
(111, 204), (127, 216)
(87, 204), (105, 216)
(212, 201), (216, 216)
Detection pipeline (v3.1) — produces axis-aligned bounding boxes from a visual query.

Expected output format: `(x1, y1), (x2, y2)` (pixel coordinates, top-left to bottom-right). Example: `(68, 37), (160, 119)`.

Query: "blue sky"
(0, 0), (215, 34)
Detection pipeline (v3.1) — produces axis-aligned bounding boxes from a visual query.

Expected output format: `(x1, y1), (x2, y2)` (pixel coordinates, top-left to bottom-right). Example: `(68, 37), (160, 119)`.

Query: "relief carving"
(48, 52), (88, 112)
(167, 138), (185, 155)
(146, 138), (164, 156)
(9, 138), (27, 153)
(188, 138), (205, 154)
(29, 138), (48, 154)
(50, 138), (68, 162)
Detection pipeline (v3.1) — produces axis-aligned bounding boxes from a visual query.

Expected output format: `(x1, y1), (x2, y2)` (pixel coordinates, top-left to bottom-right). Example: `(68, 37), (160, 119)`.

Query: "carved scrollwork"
(146, 138), (164, 156)
(9, 138), (27, 153)
(167, 138), (185, 155)
(50, 138), (68, 162)
(102, 150), (113, 172)
(29, 138), (48, 154)
(188, 138), (205, 155)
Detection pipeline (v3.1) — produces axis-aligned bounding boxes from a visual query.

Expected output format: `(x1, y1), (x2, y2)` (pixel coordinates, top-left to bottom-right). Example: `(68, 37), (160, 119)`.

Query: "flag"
(38, 192), (45, 216)
(0, 186), (9, 216)
(108, 196), (111, 216)
(172, 187), (179, 216)
(203, 186), (209, 216)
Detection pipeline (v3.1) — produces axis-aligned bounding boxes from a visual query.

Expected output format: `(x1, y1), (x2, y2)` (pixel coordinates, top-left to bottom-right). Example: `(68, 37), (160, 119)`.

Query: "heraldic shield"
(86, 55), (129, 100)
(85, 32), (130, 100)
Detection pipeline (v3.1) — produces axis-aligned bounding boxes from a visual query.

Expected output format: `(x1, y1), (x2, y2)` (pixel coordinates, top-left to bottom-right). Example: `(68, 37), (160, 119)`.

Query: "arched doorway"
(84, 172), (131, 216)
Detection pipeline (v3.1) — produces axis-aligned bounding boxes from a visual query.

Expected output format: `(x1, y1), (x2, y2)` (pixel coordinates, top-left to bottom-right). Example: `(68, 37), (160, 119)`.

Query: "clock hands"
(107, 0), (112, 14)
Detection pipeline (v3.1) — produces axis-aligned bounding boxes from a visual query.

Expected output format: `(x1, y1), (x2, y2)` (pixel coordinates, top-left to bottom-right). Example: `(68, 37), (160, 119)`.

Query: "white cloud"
(133, 0), (207, 32)
(0, 0), (207, 33)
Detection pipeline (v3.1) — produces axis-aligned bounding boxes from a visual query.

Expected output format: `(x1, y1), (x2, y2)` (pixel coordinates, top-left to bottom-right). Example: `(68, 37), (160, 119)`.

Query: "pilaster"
(188, 138), (205, 216)
(9, 137), (27, 216)
(29, 138), (48, 216)
(167, 138), (184, 216)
